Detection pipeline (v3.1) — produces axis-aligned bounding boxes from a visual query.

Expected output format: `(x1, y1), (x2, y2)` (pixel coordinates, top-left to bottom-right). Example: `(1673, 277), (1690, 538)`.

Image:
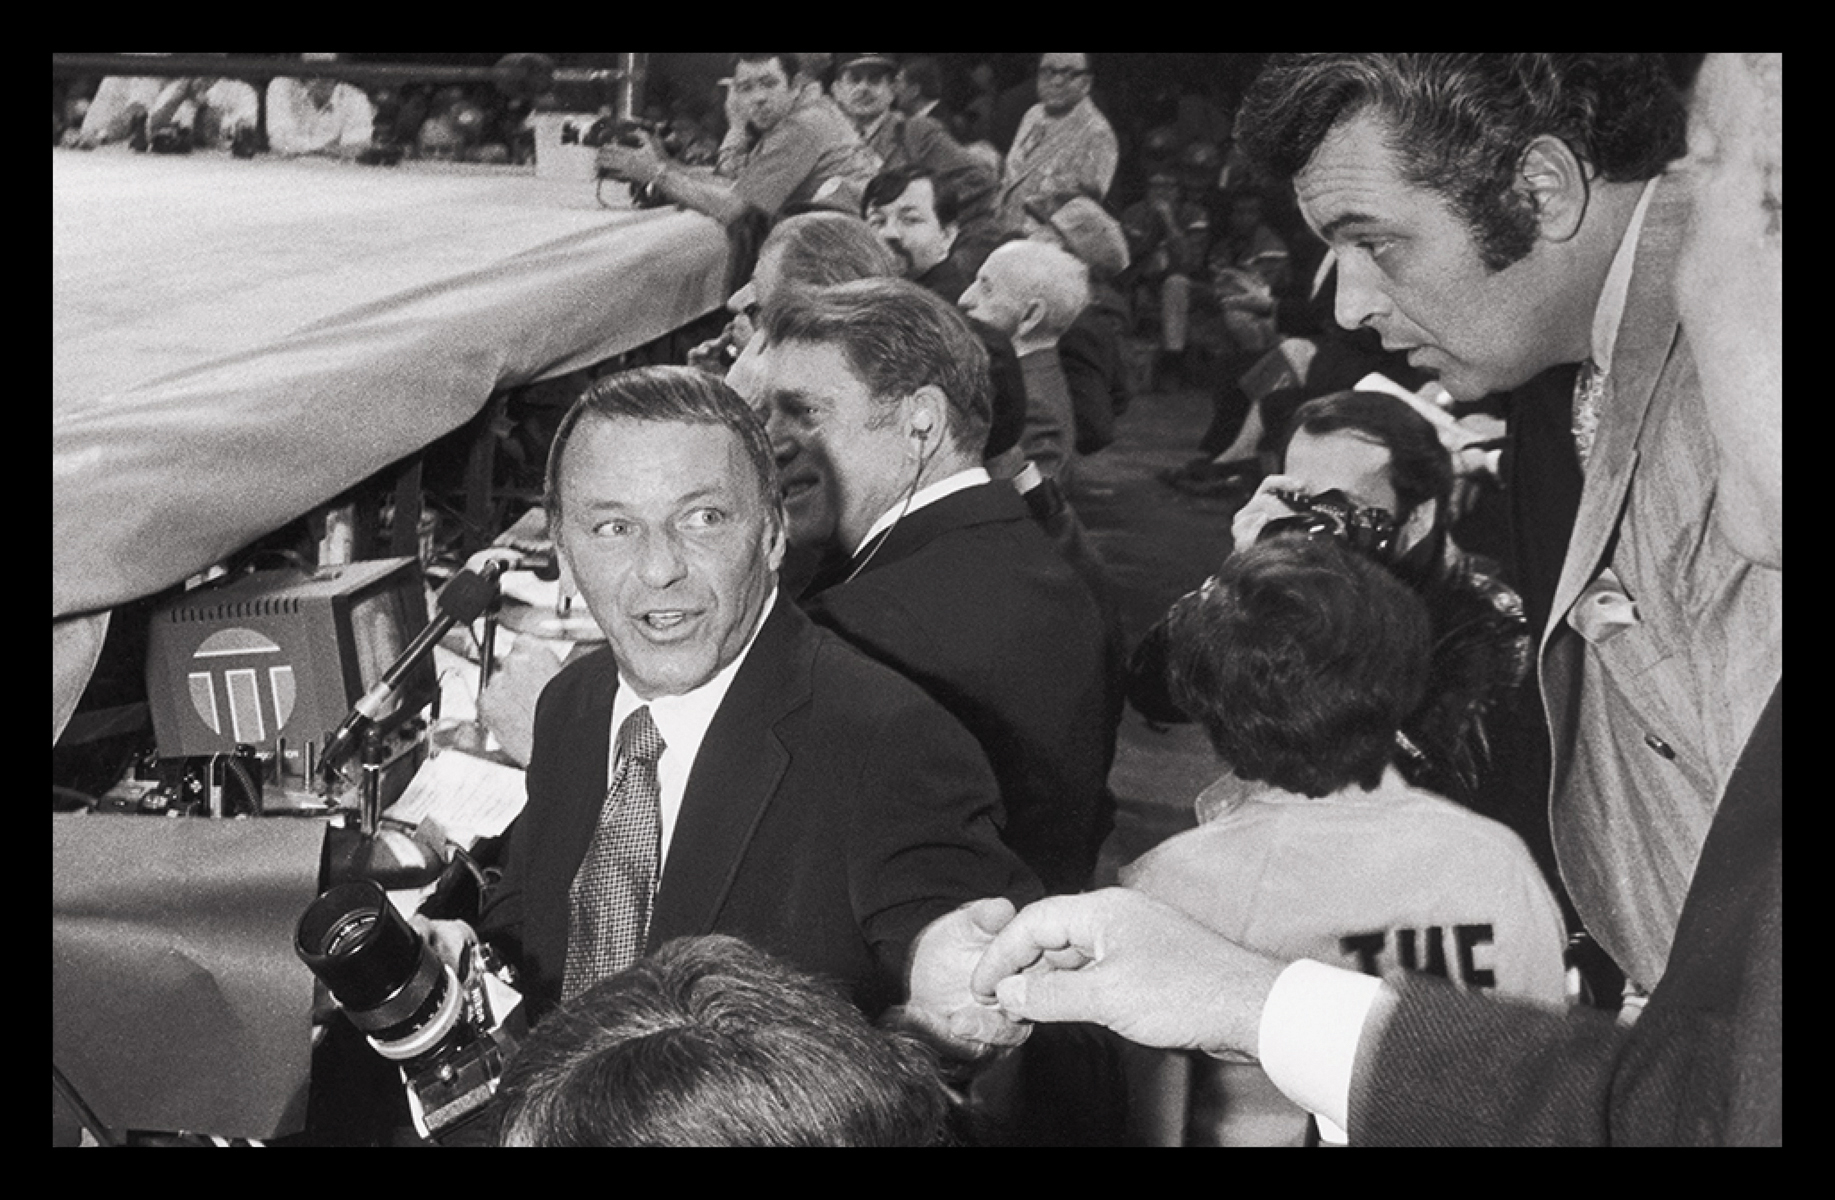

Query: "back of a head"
(759, 210), (900, 294)
(761, 277), (992, 455)
(497, 935), (952, 1147)
(1235, 53), (1687, 269)
(1044, 196), (1129, 282)
(1167, 536), (1430, 797)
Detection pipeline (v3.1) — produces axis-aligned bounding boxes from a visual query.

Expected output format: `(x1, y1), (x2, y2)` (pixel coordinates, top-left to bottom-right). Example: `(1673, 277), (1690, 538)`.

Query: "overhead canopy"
(53, 149), (731, 733)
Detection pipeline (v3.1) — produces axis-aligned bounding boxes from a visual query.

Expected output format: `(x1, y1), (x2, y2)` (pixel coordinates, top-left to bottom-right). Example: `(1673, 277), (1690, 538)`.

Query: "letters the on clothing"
(1340, 924), (1498, 989)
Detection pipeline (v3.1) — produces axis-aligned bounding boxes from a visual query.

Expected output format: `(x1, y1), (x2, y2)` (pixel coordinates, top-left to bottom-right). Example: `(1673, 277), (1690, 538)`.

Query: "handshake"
(903, 890), (1285, 1064)
(413, 888), (1282, 1069)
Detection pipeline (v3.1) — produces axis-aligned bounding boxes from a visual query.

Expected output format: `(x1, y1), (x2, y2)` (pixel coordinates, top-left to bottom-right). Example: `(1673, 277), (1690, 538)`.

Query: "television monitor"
(145, 557), (433, 775)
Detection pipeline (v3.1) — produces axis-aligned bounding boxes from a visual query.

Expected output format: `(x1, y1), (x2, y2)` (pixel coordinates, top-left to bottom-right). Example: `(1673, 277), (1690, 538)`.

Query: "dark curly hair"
(1168, 536), (1430, 797)
(1235, 54), (1687, 269)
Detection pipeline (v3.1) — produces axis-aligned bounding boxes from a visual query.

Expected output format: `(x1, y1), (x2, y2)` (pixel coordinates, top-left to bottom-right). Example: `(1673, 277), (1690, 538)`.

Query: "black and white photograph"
(53, 52), (1780, 1147)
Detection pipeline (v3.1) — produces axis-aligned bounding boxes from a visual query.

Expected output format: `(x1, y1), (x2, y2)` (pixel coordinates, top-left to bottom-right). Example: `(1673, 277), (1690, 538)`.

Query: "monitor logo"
(187, 628), (297, 744)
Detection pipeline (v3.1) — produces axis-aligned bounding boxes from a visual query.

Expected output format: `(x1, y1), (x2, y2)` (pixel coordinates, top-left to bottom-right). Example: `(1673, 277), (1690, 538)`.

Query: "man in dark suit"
(426, 366), (1038, 1053)
(747, 278), (1118, 897)
(969, 52), (1783, 1146)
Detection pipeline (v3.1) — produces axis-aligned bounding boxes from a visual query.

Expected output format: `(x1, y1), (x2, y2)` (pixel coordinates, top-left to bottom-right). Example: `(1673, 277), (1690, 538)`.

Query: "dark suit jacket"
(1058, 312), (1128, 455)
(804, 481), (1118, 894)
(477, 593), (1039, 1020)
(1349, 682), (1781, 1145)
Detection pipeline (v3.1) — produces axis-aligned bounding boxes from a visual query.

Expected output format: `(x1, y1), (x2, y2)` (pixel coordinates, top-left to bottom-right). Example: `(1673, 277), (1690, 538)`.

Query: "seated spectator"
(1175, 259), (1432, 484)
(1121, 142), (1228, 386)
(266, 55), (377, 159)
(692, 209), (900, 386)
(960, 240), (1091, 487)
(1119, 536), (1568, 1145)
(1131, 391), (1531, 816)
(997, 53), (1118, 233)
(862, 166), (976, 302)
(1033, 197), (1133, 455)
(1205, 190), (1292, 362)
(496, 934), (957, 1147)
(1038, 196), (1129, 328)
(833, 54), (1001, 271)
(597, 53), (879, 228)
(143, 74), (259, 151)
(894, 56), (950, 125)
(69, 67), (166, 148)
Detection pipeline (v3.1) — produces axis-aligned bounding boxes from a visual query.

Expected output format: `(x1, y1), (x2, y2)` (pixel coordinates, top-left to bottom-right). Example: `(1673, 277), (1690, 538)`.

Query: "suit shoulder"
(802, 620), (941, 714)
(548, 644), (614, 691)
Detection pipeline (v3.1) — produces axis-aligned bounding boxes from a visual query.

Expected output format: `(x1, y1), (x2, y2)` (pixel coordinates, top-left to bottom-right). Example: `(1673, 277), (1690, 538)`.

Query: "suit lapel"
(646, 594), (806, 945)
(529, 651), (617, 968)
(549, 653), (617, 879)
(1541, 175), (1689, 652)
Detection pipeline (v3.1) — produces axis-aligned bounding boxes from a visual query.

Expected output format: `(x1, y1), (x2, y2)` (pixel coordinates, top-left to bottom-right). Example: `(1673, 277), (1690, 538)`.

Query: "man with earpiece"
(748, 277), (1117, 898)
(748, 277), (1125, 1143)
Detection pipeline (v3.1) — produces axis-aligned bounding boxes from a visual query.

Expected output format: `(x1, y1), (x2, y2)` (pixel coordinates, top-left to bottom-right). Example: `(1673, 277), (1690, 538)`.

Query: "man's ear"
(1516, 134), (1589, 243)
(1015, 298), (1047, 341)
(903, 386), (948, 457)
(763, 514), (787, 573)
(941, 221), (960, 253)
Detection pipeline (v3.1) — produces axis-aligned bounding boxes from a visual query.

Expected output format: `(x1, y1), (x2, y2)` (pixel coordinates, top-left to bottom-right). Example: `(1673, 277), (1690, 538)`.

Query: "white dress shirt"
(607, 587), (776, 869)
(852, 467), (991, 556)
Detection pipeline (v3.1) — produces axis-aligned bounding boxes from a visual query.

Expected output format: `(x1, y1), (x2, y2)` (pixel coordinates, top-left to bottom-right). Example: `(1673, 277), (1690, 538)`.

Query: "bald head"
(959, 240), (1090, 350)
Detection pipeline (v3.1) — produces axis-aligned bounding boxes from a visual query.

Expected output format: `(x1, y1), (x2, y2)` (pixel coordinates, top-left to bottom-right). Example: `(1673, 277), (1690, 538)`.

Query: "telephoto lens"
(296, 881), (463, 1059)
(295, 880), (525, 1140)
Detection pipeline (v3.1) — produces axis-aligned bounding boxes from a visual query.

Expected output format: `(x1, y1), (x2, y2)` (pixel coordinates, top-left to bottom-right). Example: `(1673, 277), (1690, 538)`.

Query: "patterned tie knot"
(1572, 357), (1607, 469)
(618, 705), (666, 768)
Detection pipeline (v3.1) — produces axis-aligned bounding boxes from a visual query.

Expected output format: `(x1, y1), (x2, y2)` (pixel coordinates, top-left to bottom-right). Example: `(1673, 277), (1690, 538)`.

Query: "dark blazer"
(1058, 314), (1127, 455)
(478, 593), (1039, 1020)
(804, 481), (1118, 894)
(1348, 682), (1781, 1145)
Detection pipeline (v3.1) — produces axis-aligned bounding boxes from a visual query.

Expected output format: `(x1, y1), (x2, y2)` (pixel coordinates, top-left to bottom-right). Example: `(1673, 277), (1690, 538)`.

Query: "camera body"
(579, 115), (654, 153)
(1259, 487), (1399, 563)
(577, 116), (670, 207)
(296, 880), (525, 1141)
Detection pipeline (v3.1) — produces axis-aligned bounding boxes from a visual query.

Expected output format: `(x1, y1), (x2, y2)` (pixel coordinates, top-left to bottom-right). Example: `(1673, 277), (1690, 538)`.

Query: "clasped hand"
(595, 129), (665, 184)
(959, 888), (1286, 1062)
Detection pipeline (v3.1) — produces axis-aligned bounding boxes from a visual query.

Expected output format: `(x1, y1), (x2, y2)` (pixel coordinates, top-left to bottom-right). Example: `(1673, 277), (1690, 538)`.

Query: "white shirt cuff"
(1256, 958), (1386, 1143)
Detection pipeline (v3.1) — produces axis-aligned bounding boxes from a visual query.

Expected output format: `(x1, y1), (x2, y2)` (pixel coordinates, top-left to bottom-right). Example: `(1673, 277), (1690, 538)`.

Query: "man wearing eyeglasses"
(997, 54), (1118, 234)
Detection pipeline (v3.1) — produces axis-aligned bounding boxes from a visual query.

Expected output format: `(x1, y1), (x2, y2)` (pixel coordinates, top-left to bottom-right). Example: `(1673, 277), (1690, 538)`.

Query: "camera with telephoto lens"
(1258, 487), (1400, 563)
(582, 116), (669, 207)
(295, 880), (525, 1141)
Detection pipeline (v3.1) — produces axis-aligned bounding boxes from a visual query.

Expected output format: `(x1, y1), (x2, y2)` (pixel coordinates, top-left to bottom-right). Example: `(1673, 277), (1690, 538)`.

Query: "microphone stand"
(319, 559), (508, 783)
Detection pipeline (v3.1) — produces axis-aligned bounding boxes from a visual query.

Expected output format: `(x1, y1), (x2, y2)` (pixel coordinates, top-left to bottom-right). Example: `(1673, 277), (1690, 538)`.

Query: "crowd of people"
(61, 52), (1781, 1147)
(56, 54), (535, 163)
(452, 51), (1782, 1148)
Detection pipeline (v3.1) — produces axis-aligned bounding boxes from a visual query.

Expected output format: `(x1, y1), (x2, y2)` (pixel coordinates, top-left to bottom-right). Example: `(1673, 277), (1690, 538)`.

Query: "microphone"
(319, 559), (507, 780)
